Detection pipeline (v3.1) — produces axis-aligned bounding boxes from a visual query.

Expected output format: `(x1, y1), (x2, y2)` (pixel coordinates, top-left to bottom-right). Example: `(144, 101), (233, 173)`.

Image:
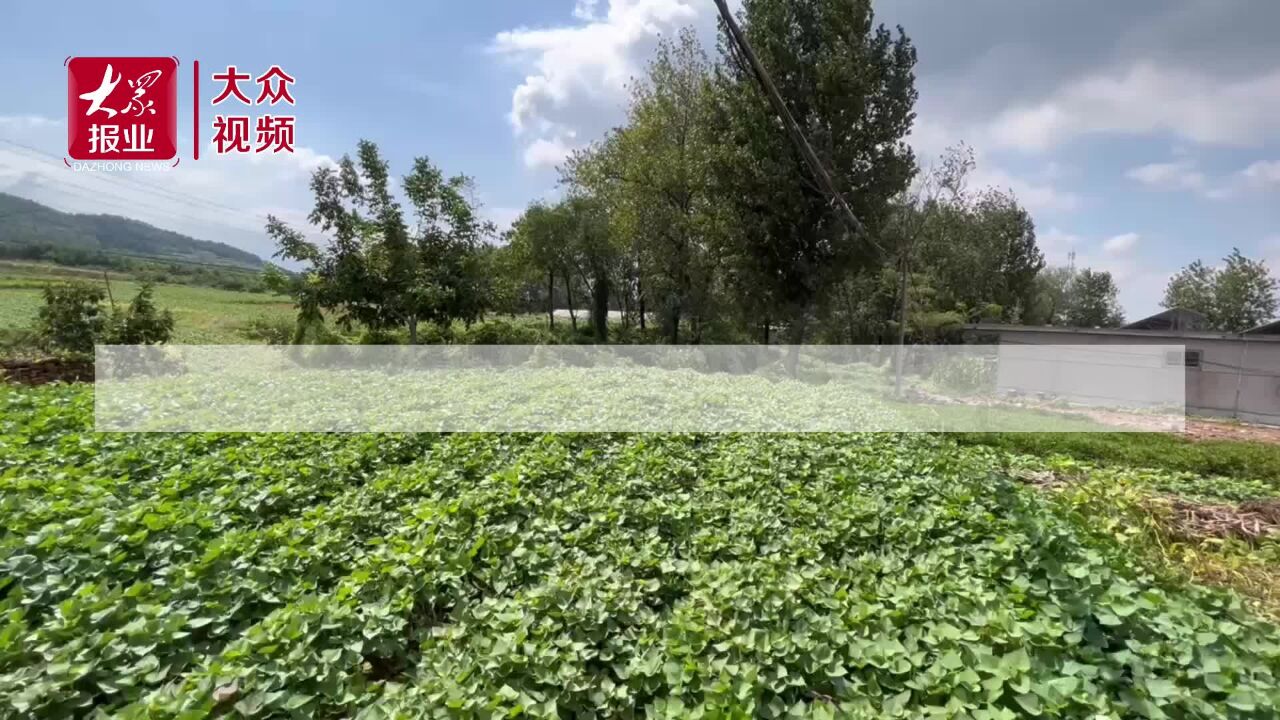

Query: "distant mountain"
(0, 192), (264, 268)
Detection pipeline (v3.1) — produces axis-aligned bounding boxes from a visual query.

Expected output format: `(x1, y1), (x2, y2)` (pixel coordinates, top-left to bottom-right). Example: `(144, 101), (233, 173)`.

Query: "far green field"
(0, 261), (295, 344)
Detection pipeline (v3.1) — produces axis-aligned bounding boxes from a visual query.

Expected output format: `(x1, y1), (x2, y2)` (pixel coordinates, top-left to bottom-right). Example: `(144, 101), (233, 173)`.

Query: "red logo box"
(67, 57), (178, 161)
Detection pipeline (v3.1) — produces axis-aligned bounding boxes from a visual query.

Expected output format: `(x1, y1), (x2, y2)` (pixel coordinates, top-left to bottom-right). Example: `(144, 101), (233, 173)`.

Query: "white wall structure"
(968, 324), (1280, 426)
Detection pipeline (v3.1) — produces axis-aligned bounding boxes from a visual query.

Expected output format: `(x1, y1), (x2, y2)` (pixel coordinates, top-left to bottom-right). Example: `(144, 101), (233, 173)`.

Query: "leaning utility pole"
(714, 0), (899, 383)
(711, 0), (874, 248)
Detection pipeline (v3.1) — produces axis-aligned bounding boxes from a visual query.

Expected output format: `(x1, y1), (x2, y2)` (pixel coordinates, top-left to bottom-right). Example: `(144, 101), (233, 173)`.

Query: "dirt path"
(1183, 419), (1280, 444)
(1074, 409), (1280, 444)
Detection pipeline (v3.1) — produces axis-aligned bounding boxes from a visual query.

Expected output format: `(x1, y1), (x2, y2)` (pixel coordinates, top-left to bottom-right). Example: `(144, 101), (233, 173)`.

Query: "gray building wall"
(968, 327), (1280, 426)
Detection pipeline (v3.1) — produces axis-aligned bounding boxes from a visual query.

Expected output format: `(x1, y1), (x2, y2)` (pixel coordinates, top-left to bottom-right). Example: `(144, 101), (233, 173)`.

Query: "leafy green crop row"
(2, 385), (1279, 719)
(954, 431), (1280, 493)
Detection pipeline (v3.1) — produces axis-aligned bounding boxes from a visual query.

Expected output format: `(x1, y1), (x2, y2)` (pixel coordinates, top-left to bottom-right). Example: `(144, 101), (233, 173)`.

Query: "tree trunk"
(547, 271), (555, 330)
(784, 309), (807, 378)
(408, 315), (418, 345)
(591, 273), (609, 343)
(638, 276), (647, 331)
(762, 318), (770, 345)
(566, 276), (578, 331)
(844, 284), (857, 343)
(894, 253), (909, 398)
(621, 276), (632, 329)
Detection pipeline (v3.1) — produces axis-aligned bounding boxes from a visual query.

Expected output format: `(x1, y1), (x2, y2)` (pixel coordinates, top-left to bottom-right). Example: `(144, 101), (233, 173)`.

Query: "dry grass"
(1153, 497), (1280, 542)
(1025, 466), (1280, 620)
(1169, 541), (1280, 621)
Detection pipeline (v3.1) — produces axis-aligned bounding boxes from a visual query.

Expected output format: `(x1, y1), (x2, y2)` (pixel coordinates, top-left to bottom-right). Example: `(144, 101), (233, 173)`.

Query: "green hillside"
(0, 192), (263, 268)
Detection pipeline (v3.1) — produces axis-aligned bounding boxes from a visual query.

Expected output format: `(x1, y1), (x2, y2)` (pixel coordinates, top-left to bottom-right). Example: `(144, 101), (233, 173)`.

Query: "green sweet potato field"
(1, 384), (1279, 719)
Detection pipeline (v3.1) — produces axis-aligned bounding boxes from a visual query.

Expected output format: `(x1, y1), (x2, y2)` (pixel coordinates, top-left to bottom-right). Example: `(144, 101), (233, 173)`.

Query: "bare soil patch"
(0, 358), (93, 385)
(1181, 419), (1280, 445)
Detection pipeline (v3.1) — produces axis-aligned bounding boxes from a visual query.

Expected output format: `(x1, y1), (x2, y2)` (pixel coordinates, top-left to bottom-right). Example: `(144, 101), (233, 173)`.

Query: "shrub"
(421, 323), (448, 344)
(357, 328), (404, 345)
(929, 354), (995, 394)
(35, 282), (175, 354)
(103, 283), (174, 345)
(458, 319), (547, 345)
(238, 316), (296, 345)
(35, 282), (107, 354)
(913, 310), (966, 342)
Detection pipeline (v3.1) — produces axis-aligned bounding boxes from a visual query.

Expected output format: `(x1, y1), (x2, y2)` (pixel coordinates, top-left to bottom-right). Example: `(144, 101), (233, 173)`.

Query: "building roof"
(965, 322), (1280, 342)
(1121, 308), (1208, 332)
(966, 308), (1280, 342)
(1245, 319), (1280, 335)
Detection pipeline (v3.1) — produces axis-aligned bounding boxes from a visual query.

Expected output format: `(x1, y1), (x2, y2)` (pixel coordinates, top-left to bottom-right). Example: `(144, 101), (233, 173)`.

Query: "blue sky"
(1, 0), (1278, 319)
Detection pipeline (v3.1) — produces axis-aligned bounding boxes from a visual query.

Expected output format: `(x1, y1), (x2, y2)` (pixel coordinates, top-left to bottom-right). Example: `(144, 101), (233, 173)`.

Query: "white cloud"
(1038, 226), (1083, 265)
(1124, 158), (1247, 199)
(910, 122), (1081, 219)
(1153, 157), (1280, 199)
(573, 0), (600, 21)
(522, 136), (576, 170)
(970, 164), (1082, 215)
(1126, 160), (1205, 191)
(905, 118), (957, 167)
(1260, 235), (1280, 277)
(1113, 265), (1173, 322)
(490, 0), (710, 168)
(1241, 159), (1280, 186)
(482, 205), (524, 238)
(1102, 232), (1139, 256)
(987, 64), (1280, 152)
(0, 115), (64, 131)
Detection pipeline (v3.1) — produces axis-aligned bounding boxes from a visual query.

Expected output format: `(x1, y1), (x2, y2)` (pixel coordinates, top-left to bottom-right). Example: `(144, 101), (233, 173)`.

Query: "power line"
(0, 141), (283, 253)
(0, 247), (263, 274)
(0, 188), (268, 271)
(0, 179), (261, 237)
(711, 0), (877, 253)
(0, 138), (273, 223)
(0, 143), (271, 234)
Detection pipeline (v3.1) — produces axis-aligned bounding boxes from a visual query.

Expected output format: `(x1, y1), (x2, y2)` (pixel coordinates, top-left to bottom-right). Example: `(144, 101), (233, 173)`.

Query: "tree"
(710, 0), (918, 343)
(882, 144), (970, 368)
(905, 150), (1043, 324)
(1024, 266), (1076, 326)
(1161, 260), (1216, 318)
(965, 189), (1043, 319)
(479, 239), (539, 319)
(402, 157), (496, 334)
(1163, 250), (1277, 332)
(566, 29), (720, 342)
(822, 144), (1046, 345)
(266, 141), (409, 342)
(1214, 249), (1278, 331)
(508, 202), (579, 331)
(561, 195), (619, 342)
(1064, 269), (1124, 328)
(267, 140), (494, 343)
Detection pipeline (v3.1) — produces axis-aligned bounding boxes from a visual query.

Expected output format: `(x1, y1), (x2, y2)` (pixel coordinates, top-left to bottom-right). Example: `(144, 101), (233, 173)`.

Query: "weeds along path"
(1, 385), (1279, 718)
(977, 445), (1280, 622)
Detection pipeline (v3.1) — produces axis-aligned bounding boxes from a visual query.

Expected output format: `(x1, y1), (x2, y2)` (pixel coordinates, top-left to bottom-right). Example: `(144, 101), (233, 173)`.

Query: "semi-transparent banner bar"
(94, 344), (1186, 432)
